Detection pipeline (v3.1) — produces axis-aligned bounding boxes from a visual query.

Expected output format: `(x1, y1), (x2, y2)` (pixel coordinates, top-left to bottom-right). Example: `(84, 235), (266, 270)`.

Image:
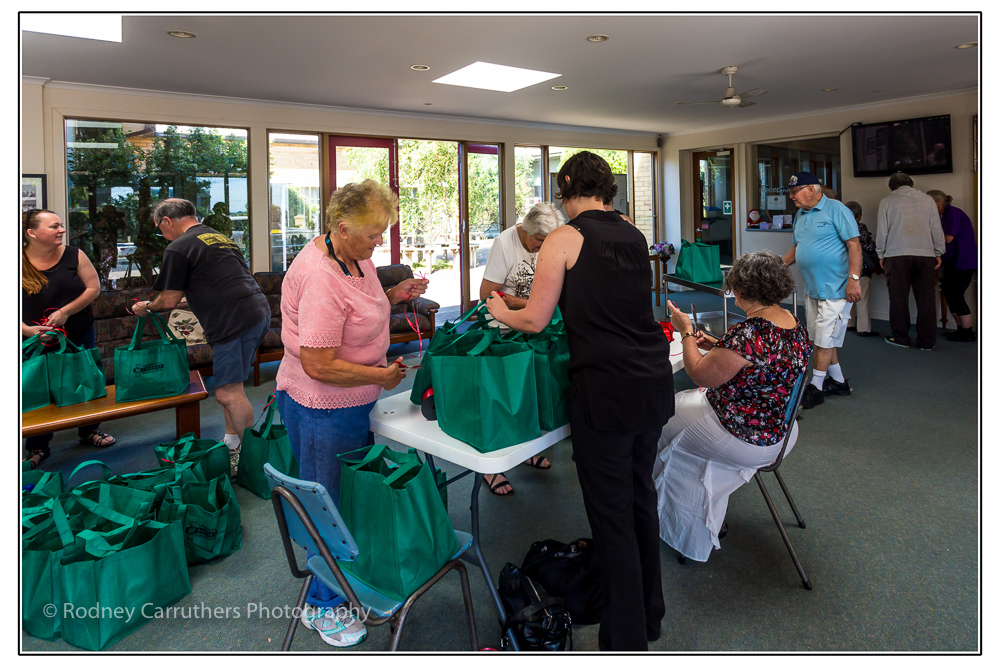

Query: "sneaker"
(884, 336), (910, 349)
(944, 328), (976, 342)
(229, 446), (240, 480)
(301, 603), (367, 647)
(856, 330), (881, 337)
(800, 384), (825, 410)
(822, 376), (852, 396)
(917, 345), (935, 351)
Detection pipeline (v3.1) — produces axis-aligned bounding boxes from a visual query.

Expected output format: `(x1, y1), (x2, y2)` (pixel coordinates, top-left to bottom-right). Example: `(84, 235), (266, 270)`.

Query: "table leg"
(175, 403), (201, 438)
(459, 472), (521, 651)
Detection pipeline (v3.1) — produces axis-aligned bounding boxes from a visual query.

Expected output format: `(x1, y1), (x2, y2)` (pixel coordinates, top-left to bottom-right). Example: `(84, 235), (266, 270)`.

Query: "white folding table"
(367, 334), (686, 649)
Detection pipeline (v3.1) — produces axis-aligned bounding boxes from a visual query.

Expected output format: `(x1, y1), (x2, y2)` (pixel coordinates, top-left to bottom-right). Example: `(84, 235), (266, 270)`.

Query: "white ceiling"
(20, 13), (980, 136)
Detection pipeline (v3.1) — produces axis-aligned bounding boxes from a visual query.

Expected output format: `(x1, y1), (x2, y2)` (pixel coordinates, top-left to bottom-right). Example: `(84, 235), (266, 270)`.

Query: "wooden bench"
(22, 370), (209, 439)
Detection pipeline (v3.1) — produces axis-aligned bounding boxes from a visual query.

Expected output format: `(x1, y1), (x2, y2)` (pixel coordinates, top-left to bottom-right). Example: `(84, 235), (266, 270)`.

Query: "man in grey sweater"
(875, 172), (946, 350)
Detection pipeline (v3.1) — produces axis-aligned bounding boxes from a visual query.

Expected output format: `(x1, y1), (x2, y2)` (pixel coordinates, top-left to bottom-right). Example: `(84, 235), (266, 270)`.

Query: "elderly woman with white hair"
(477, 201), (564, 495)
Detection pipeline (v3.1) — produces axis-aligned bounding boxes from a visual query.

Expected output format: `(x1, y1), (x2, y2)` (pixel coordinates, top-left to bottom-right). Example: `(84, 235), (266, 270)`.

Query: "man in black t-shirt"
(133, 199), (270, 477)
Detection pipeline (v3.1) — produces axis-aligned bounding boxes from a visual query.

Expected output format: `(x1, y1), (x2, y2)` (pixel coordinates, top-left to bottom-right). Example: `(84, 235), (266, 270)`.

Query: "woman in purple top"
(927, 190), (977, 342)
(654, 251), (812, 562)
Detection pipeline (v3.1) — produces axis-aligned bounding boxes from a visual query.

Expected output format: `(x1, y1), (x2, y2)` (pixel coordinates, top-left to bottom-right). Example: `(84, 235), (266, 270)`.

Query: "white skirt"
(653, 388), (798, 562)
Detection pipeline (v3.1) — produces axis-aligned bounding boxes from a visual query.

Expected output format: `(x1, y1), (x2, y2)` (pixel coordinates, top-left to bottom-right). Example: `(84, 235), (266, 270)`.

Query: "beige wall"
(660, 90), (978, 324)
(21, 78), (657, 273)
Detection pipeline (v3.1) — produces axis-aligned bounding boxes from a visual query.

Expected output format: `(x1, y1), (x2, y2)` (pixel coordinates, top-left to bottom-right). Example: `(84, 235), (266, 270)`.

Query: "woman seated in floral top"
(654, 250), (812, 562)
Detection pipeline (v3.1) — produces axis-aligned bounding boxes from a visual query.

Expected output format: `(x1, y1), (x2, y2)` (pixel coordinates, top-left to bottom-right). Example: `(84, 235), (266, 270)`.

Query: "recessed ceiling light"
(822, 88), (838, 92)
(168, 30), (197, 39)
(552, 85), (568, 91)
(433, 61), (561, 93)
(871, 90), (882, 94)
(21, 14), (123, 42)
(410, 64), (431, 71)
(423, 102), (433, 105)
(955, 42), (978, 49)
(587, 34), (610, 43)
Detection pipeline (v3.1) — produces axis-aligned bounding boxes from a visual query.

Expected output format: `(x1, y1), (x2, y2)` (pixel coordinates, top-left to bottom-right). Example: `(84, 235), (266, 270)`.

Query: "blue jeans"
(275, 390), (376, 610)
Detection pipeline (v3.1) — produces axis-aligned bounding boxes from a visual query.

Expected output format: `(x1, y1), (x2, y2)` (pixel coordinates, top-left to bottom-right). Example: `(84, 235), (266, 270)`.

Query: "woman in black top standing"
(22, 209), (115, 468)
(487, 152), (674, 651)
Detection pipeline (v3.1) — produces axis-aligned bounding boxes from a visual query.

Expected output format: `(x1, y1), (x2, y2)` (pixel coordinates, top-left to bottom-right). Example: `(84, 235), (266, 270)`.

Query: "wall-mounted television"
(851, 115), (952, 177)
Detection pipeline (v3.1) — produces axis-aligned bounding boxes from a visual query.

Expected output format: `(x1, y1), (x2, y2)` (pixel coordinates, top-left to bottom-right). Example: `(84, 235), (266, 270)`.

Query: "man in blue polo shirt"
(782, 172), (862, 409)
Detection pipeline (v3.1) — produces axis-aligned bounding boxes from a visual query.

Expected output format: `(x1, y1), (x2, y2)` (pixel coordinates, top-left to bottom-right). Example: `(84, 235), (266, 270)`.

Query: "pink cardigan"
(276, 240), (390, 409)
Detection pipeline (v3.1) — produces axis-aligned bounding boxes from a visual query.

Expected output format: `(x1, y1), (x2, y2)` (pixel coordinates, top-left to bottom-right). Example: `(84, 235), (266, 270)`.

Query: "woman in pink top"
(274, 180), (428, 647)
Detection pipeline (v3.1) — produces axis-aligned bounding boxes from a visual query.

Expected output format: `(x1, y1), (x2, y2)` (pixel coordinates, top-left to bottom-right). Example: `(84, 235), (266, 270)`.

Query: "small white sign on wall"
(766, 194), (785, 210)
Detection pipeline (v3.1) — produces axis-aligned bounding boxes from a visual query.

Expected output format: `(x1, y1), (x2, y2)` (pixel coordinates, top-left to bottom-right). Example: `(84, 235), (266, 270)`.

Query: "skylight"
(432, 62), (561, 93)
(21, 14), (123, 43)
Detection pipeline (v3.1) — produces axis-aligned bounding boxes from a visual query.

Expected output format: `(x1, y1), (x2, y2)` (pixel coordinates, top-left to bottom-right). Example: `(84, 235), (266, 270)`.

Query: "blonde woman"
(22, 209), (115, 468)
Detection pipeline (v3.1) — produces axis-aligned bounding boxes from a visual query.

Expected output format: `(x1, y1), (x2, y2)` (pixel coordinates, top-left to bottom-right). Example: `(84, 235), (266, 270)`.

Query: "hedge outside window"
(65, 120), (249, 288)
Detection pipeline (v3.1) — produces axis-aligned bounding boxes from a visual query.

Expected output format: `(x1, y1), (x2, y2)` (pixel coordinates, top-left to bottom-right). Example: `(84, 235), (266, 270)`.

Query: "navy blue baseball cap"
(786, 172), (822, 189)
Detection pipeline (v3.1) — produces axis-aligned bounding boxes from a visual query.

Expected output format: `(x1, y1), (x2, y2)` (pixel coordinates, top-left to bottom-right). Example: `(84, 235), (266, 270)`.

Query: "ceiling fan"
(673, 66), (767, 109)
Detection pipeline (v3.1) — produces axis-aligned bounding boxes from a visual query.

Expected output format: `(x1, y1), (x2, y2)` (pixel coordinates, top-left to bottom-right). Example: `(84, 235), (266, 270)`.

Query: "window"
(268, 132), (321, 271)
(548, 146), (629, 219)
(514, 145), (544, 223)
(65, 120), (249, 287)
(752, 137), (841, 231)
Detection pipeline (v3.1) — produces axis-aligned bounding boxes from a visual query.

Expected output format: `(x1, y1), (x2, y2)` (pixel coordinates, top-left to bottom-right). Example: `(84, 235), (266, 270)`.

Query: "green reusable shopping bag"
(431, 335), (541, 452)
(673, 240), (723, 284)
(157, 474), (243, 564)
(21, 334), (52, 412)
(23, 467), (65, 499)
(22, 501), (77, 641)
(21, 491), (139, 643)
(108, 462), (197, 512)
(114, 312), (190, 403)
(409, 301), (498, 406)
(56, 519), (191, 651)
(237, 395), (299, 499)
(45, 331), (107, 407)
(337, 444), (459, 601)
(508, 329), (571, 431)
(156, 433), (230, 484)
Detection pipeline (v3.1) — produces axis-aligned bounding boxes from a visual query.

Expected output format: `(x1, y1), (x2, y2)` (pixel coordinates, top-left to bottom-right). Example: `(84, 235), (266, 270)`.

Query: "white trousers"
(653, 389), (797, 562)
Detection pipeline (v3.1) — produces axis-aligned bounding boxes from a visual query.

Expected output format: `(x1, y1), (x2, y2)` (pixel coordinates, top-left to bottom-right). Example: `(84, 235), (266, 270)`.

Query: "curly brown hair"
(325, 179), (399, 235)
(724, 250), (796, 306)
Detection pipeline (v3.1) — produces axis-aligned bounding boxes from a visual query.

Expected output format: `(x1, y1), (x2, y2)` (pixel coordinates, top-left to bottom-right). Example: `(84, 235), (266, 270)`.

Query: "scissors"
(691, 304), (699, 333)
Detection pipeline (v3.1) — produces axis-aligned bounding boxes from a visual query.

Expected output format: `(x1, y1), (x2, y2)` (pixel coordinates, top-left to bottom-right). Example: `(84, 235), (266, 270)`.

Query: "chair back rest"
(264, 464), (360, 563)
(760, 371), (807, 473)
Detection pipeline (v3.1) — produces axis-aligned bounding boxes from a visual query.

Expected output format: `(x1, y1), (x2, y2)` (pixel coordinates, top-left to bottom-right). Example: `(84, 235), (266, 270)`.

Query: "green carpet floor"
(21, 292), (980, 652)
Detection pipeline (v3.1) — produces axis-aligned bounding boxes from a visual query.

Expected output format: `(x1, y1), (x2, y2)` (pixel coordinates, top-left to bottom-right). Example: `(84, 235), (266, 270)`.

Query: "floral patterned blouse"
(706, 318), (813, 446)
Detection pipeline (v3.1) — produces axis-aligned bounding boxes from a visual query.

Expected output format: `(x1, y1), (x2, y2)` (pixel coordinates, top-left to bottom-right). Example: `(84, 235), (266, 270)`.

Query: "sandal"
(81, 430), (116, 448)
(23, 449), (50, 470)
(523, 456), (551, 470)
(485, 473), (514, 496)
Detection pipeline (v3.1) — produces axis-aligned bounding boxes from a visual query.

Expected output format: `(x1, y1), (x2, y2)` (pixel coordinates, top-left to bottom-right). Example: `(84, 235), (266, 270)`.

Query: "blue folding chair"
(264, 464), (479, 651)
(752, 371), (812, 590)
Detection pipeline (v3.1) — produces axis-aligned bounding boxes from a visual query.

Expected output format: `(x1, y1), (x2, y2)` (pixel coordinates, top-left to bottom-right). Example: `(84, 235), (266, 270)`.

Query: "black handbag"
(498, 563), (572, 651)
(520, 538), (602, 625)
(861, 246), (884, 277)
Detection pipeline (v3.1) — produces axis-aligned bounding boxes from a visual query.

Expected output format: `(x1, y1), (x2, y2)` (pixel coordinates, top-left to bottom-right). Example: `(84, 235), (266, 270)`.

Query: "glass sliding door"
(549, 146), (628, 220)
(330, 136), (396, 267)
(268, 132), (321, 271)
(633, 151), (656, 248)
(693, 149), (734, 267)
(514, 145), (544, 223)
(466, 143), (501, 309)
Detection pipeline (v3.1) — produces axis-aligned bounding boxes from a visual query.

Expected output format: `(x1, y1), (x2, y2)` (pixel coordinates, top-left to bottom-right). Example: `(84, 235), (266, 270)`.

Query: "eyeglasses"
(788, 186), (808, 197)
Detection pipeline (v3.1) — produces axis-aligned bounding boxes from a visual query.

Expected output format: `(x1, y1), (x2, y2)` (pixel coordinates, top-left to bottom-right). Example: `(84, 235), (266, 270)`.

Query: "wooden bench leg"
(176, 402), (201, 438)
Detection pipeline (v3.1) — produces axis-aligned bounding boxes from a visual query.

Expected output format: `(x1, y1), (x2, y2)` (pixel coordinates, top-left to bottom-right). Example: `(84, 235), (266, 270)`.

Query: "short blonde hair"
(325, 179), (399, 235)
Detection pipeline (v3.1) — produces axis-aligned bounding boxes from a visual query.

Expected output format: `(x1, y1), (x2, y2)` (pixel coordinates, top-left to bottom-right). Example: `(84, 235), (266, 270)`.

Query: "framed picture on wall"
(22, 174), (47, 211)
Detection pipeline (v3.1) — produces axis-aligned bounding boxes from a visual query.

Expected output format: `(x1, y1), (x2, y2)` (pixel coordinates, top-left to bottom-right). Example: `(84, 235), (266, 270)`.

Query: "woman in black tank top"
(486, 152), (673, 651)
(22, 209), (115, 467)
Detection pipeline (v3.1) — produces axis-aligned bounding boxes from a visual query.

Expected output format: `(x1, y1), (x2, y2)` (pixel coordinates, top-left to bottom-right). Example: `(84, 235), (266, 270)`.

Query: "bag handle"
(254, 395), (279, 438)
(466, 334), (496, 357)
(148, 311), (183, 344)
(162, 433), (198, 463)
(127, 312), (182, 351)
(339, 444), (388, 470)
(68, 493), (141, 529)
(382, 458), (423, 488)
(67, 460), (113, 488)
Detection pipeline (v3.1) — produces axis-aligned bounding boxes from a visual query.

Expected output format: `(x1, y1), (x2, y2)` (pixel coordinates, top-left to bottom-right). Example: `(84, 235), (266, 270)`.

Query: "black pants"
(941, 268), (975, 317)
(571, 417), (665, 651)
(885, 255), (938, 348)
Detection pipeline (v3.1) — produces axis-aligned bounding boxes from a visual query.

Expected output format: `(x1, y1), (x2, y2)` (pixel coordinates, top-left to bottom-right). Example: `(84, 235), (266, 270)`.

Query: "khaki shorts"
(804, 296), (852, 348)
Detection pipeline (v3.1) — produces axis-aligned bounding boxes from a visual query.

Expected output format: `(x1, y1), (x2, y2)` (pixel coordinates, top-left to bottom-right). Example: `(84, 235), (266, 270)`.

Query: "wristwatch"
(849, 273), (861, 280)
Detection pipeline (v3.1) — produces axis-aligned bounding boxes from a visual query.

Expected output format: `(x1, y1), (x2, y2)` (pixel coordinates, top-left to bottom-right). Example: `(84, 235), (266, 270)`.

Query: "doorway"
(692, 149), (734, 266)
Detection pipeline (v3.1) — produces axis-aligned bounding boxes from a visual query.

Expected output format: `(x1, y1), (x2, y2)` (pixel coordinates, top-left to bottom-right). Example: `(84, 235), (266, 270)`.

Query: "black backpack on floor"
(520, 538), (602, 625)
(497, 562), (572, 651)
